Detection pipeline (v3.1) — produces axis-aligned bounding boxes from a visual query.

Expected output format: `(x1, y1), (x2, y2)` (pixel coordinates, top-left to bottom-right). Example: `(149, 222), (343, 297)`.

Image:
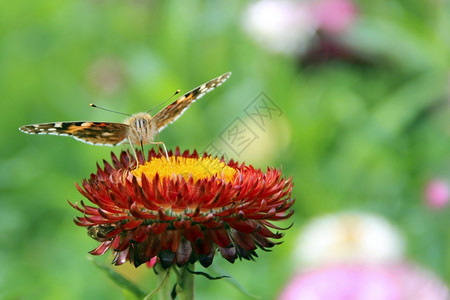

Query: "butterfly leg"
(148, 141), (170, 163)
(127, 137), (139, 166)
(138, 140), (146, 161)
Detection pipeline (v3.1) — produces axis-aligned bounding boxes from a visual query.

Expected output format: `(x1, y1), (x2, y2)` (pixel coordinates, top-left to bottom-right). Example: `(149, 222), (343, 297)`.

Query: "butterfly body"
(125, 113), (158, 145)
(19, 72), (231, 146)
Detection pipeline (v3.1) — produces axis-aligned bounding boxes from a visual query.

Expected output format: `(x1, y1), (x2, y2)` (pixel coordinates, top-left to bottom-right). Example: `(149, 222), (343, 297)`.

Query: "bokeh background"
(1, 0), (450, 299)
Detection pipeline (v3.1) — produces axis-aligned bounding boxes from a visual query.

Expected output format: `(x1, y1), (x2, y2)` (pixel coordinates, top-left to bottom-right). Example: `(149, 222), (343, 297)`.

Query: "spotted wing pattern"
(152, 72), (231, 132)
(19, 122), (129, 146)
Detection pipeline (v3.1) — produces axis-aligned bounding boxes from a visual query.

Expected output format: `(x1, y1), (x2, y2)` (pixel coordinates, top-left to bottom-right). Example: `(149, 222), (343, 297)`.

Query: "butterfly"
(19, 72), (231, 147)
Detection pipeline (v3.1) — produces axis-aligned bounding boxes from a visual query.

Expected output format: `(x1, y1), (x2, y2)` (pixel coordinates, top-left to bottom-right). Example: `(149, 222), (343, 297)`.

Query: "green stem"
(176, 264), (195, 300)
(152, 263), (171, 300)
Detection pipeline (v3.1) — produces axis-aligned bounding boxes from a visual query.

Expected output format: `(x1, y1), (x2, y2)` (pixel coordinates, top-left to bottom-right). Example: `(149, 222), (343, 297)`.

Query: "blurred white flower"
(279, 263), (449, 300)
(295, 212), (405, 267)
(242, 0), (357, 55)
(424, 179), (450, 209)
(242, 0), (318, 55)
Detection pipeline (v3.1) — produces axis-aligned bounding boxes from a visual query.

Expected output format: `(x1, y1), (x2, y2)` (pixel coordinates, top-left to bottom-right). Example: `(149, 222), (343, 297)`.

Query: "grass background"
(1, 0), (449, 299)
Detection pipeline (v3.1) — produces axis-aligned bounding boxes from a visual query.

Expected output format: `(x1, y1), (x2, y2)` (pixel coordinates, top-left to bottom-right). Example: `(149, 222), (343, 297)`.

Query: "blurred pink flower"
(311, 0), (357, 34)
(279, 263), (449, 300)
(424, 179), (450, 209)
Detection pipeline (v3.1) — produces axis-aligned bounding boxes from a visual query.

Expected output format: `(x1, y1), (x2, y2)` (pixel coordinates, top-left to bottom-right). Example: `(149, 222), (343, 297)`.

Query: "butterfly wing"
(152, 72), (231, 132)
(19, 122), (129, 146)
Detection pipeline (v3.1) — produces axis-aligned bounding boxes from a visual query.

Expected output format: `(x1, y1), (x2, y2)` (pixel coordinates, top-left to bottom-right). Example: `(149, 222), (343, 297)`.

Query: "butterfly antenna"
(90, 104), (132, 117)
(147, 90), (181, 114)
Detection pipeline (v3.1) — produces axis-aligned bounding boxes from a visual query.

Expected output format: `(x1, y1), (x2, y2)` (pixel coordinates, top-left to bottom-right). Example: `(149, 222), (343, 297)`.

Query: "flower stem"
(152, 264), (171, 300)
(176, 264), (195, 300)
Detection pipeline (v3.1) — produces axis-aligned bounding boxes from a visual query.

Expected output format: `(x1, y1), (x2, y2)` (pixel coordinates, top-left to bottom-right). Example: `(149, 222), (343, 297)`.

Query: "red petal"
(208, 229), (232, 248)
(230, 230), (256, 250)
(183, 225), (204, 243)
(160, 230), (181, 252)
(175, 238), (193, 267)
(102, 160), (114, 174)
(89, 241), (112, 255)
(158, 209), (177, 221)
(129, 202), (156, 219)
(132, 225), (148, 243)
(227, 220), (259, 233)
(121, 219), (143, 230)
(144, 235), (161, 258)
(173, 219), (192, 229)
(112, 249), (129, 265)
(191, 238), (212, 256)
(218, 246), (237, 263)
(147, 223), (169, 235)
(115, 233), (133, 251)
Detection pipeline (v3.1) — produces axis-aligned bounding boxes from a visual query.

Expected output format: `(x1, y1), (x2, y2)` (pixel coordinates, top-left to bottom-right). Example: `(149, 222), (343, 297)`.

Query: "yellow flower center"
(132, 156), (237, 183)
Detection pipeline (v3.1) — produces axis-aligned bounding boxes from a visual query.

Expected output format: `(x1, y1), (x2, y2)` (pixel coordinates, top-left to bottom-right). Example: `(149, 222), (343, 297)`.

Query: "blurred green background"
(1, 0), (449, 299)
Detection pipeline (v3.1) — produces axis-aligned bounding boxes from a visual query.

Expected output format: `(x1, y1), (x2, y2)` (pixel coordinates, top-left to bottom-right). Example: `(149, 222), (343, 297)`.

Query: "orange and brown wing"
(152, 72), (231, 132)
(19, 122), (129, 146)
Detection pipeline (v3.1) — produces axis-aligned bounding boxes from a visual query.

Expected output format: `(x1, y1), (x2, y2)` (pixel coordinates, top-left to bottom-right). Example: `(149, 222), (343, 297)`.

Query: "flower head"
(70, 148), (294, 268)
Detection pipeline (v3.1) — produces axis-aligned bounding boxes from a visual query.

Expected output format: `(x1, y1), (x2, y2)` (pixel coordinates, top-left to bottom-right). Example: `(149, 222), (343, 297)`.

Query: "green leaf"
(208, 265), (260, 299)
(89, 256), (147, 299)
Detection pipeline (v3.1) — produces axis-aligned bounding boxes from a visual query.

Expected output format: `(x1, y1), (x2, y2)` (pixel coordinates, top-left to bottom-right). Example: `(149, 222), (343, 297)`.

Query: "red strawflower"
(70, 148), (294, 268)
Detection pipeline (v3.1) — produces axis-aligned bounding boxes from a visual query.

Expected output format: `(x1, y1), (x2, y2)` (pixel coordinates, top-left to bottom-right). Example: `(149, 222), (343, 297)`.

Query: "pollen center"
(132, 156), (237, 182)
